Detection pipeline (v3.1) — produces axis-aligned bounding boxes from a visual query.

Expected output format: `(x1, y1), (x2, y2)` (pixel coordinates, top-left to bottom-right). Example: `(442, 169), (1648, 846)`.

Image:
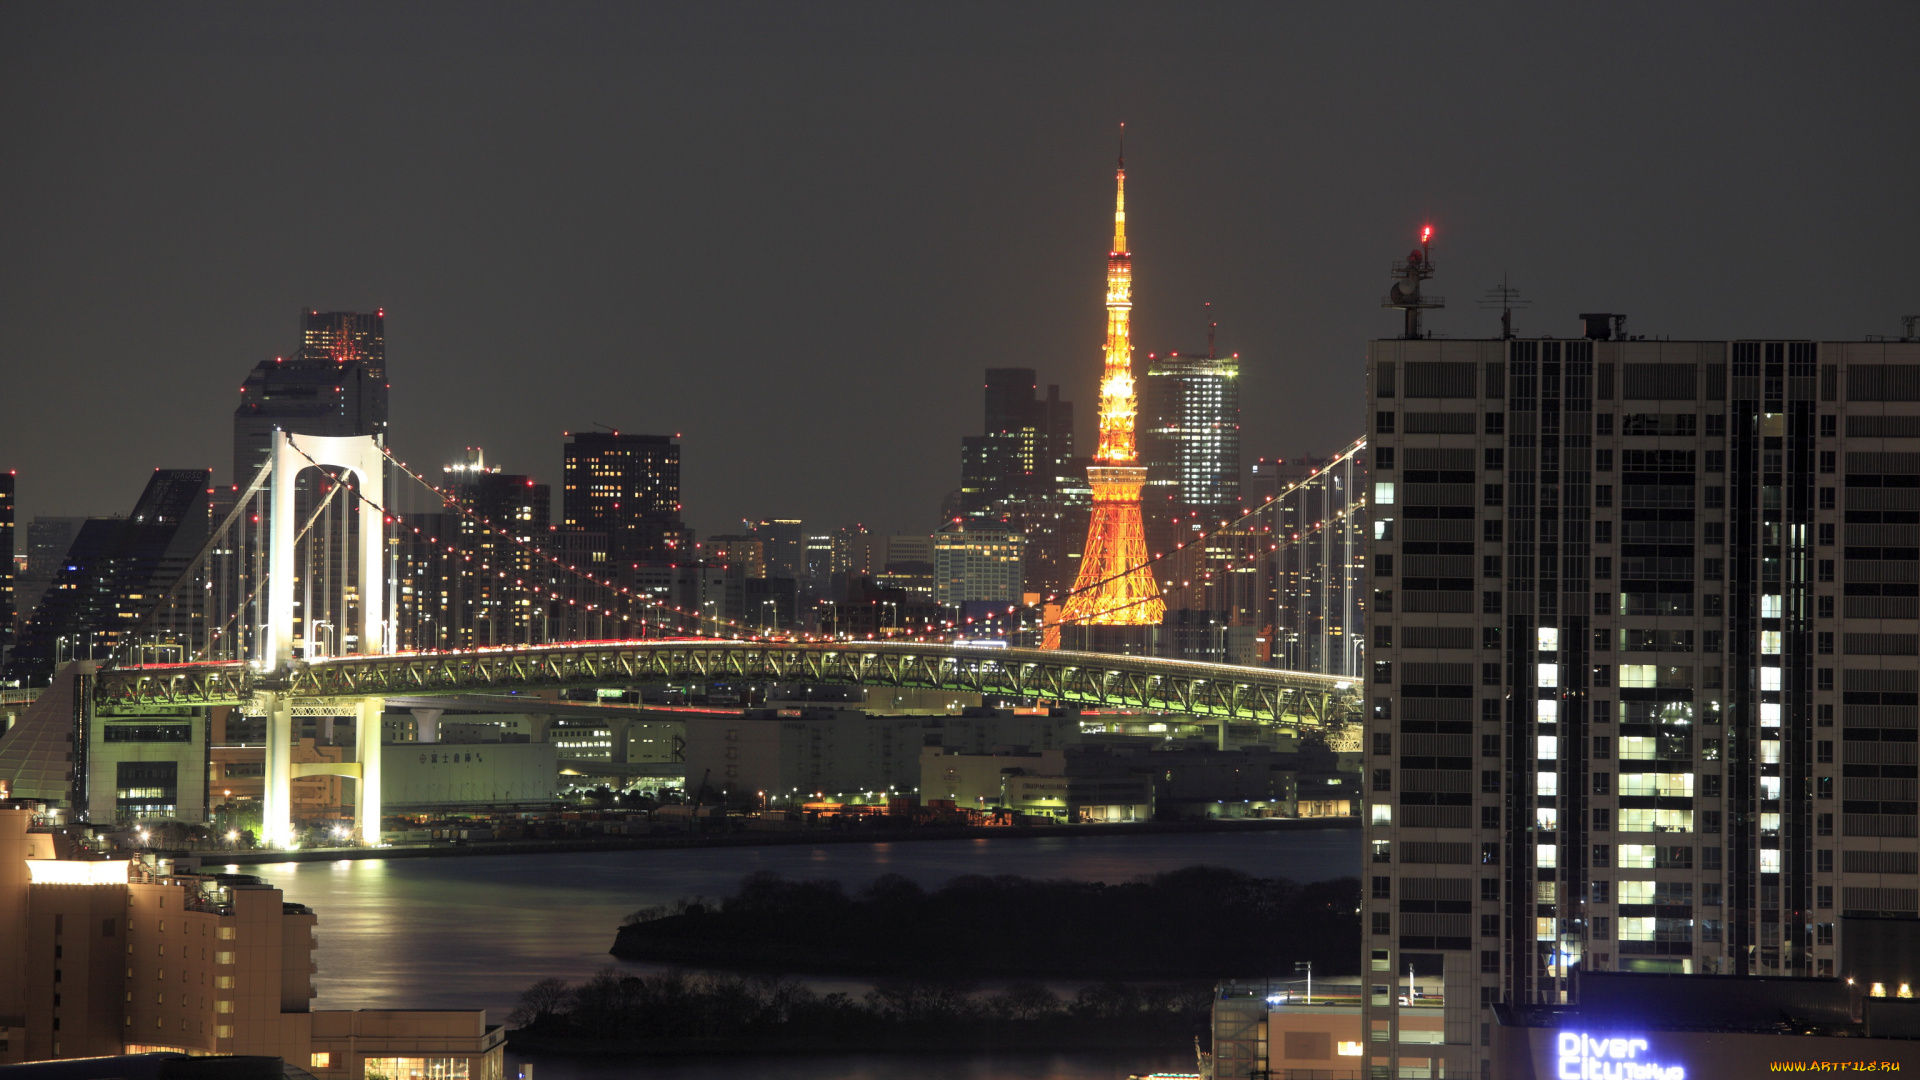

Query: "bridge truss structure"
(96, 640), (1361, 730)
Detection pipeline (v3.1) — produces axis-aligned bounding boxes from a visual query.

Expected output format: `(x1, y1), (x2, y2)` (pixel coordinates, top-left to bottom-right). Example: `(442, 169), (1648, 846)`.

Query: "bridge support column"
(260, 693), (294, 848)
(355, 697), (384, 846)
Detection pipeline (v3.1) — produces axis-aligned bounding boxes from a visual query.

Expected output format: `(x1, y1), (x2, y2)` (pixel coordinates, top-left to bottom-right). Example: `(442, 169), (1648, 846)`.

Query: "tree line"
(610, 865), (1361, 978)
(509, 967), (1212, 1048)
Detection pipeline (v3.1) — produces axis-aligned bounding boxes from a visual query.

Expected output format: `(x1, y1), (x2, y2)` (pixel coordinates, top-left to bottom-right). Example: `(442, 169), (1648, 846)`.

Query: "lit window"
(1761, 631), (1782, 655)
(1538, 771), (1559, 797)
(1537, 844), (1558, 869)
(1538, 736), (1558, 761)
(1537, 628), (1559, 652)
(1538, 663), (1559, 688)
(1619, 665), (1656, 688)
(1617, 846), (1657, 869)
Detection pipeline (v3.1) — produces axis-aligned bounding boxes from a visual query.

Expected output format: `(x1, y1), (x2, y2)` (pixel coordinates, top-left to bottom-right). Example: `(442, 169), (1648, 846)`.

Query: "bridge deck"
(93, 640), (1362, 727)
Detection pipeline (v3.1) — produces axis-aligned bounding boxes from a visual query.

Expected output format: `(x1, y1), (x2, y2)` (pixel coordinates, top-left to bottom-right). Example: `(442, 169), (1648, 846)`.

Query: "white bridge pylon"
(261, 430), (387, 849)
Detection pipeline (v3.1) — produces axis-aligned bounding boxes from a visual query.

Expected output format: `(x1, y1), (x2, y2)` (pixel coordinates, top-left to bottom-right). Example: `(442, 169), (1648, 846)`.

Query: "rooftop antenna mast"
(1478, 275), (1532, 340)
(1903, 316), (1919, 342)
(1205, 301), (1216, 359)
(1384, 225), (1445, 339)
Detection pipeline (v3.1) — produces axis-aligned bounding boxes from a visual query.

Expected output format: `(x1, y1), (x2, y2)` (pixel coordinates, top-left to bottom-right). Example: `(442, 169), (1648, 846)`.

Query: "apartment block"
(1362, 333), (1920, 1079)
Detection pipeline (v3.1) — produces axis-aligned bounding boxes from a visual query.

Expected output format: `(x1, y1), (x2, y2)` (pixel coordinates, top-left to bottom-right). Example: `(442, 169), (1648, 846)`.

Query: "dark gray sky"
(3, 3), (1915, 541)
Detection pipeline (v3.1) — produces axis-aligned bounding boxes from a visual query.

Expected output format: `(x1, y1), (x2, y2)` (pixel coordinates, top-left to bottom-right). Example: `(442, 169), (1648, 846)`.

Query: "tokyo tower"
(1053, 137), (1166, 639)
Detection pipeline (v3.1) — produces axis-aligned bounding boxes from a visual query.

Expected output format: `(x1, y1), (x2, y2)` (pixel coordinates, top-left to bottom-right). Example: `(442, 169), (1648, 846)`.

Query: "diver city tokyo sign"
(1556, 1032), (1686, 1080)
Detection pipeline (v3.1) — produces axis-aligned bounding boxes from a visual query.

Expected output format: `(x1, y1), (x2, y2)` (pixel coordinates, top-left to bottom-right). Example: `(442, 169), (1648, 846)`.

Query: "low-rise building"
(682, 709), (1082, 805)
(310, 1010), (505, 1080)
(918, 745), (1152, 821)
(0, 804), (503, 1073)
(379, 743), (556, 809)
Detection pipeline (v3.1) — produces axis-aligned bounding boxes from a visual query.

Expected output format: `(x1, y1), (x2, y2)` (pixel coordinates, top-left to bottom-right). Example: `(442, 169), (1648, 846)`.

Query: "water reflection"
(245, 829), (1355, 1019)
(506, 1048), (1192, 1080)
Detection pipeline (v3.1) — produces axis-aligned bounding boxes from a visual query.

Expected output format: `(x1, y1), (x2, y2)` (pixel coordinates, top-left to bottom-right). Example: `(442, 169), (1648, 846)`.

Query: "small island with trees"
(505, 866), (1358, 1054)
(609, 866), (1360, 978)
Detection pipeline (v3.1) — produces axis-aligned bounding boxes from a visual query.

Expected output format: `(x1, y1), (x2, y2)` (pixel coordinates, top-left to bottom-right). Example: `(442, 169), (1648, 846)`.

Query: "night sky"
(3, 3), (1915, 541)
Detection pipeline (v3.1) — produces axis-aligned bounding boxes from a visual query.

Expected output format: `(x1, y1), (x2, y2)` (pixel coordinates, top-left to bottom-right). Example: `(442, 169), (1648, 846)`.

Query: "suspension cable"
(1040, 435), (1368, 630)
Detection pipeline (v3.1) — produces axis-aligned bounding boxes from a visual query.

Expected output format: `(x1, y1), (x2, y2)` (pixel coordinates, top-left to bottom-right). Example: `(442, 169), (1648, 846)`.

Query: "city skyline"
(2, 5), (1914, 540)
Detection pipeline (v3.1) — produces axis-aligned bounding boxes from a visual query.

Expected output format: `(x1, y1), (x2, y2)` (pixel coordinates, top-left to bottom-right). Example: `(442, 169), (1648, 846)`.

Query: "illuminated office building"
(957, 371), (1080, 598)
(440, 448), (552, 647)
(933, 521), (1025, 606)
(746, 518), (806, 582)
(561, 431), (690, 573)
(1245, 454), (1366, 675)
(1141, 342), (1242, 518)
(1362, 321), (1920, 1079)
(232, 310), (388, 486)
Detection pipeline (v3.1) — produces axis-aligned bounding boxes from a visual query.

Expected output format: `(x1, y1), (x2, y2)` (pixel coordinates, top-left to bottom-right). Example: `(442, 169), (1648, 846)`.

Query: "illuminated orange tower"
(1054, 136), (1166, 641)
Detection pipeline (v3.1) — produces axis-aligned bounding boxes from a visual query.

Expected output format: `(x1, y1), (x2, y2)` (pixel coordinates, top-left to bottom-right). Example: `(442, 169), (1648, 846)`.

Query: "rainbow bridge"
(96, 639), (1361, 728)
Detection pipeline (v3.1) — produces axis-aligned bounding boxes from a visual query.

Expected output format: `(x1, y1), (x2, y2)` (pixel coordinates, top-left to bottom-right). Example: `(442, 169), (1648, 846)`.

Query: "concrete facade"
(379, 743), (555, 808)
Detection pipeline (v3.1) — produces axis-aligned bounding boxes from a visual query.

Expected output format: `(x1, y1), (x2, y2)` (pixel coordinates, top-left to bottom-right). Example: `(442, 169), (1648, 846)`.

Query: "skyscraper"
(444, 448), (551, 647)
(1245, 454), (1367, 675)
(0, 472), (12, 665)
(1141, 339), (1242, 518)
(960, 372), (1074, 514)
(1362, 322), (1920, 1079)
(233, 310), (388, 485)
(7, 470), (210, 684)
(746, 518), (806, 582)
(1055, 144), (1164, 641)
(957, 370), (1078, 596)
(561, 431), (691, 574)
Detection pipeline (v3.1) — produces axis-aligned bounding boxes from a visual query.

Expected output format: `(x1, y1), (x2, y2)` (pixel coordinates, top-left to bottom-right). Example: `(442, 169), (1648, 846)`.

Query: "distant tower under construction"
(1053, 138), (1166, 640)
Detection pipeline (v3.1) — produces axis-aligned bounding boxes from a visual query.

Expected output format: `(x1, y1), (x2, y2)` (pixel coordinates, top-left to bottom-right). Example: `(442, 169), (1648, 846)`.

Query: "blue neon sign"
(1557, 1033), (1685, 1080)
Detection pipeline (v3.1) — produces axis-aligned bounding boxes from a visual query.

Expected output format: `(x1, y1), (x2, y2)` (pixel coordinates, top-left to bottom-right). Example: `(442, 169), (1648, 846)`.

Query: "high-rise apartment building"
(232, 310), (388, 485)
(561, 432), (690, 573)
(1362, 328), (1920, 1079)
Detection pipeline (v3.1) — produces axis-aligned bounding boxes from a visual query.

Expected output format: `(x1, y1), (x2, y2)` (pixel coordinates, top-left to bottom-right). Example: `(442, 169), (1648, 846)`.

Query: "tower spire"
(1051, 133), (1165, 643)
